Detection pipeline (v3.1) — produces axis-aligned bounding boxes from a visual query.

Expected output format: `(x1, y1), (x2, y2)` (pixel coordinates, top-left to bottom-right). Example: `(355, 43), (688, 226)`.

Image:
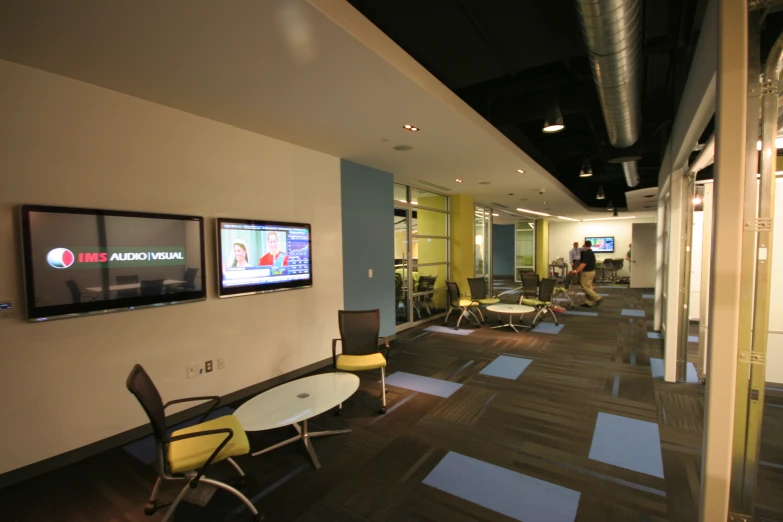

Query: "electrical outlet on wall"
(186, 364), (199, 379)
(205, 360), (213, 373)
(217, 358), (225, 370)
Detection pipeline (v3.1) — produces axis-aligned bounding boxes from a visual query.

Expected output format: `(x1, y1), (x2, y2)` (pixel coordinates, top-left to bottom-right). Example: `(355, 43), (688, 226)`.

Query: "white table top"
(486, 304), (535, 314)
(84, 279), (186, 292)
(235, 372), (359, 432)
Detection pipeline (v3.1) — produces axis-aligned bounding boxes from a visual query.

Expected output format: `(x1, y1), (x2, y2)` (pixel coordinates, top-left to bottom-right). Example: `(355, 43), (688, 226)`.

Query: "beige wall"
(0, 60), (344, 474)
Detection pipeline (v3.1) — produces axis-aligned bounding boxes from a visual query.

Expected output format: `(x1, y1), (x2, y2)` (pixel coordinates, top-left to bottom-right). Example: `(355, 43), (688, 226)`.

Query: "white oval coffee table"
(234, 372), (359, 469)
(485, 304), (535, 332)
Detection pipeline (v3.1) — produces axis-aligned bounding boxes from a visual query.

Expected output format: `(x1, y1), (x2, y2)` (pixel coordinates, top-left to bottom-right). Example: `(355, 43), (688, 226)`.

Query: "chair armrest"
(332, 338), (341, 368)
(379, 337), (390, 358)
(165, 427), (234, 487)
(164, 396), (221, 423)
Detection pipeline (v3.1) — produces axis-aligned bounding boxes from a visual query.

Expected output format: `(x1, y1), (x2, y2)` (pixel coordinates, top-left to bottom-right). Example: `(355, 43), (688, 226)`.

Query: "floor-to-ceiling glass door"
(394, 184), (450, 330)
(474, 205), (492, 292)
(515, 221), (536, 281)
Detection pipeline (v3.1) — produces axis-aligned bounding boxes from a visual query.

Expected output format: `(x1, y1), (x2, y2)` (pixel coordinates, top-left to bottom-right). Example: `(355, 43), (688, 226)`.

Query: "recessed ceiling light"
(455, 179), (463, 183)
(492, 213), (499, 217)
(693, 196), (702, 205)
(403, 124), (419, 132)
(517, 169), (525, 174)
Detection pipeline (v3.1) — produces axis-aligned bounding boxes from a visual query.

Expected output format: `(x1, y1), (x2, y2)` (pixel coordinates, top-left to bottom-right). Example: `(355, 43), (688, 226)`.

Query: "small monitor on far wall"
(217, 218), (312, 297)
(585, 236), (615, 253)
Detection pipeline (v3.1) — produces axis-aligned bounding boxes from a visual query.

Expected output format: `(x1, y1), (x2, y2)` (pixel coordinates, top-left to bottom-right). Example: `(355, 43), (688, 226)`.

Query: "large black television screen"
(20, 205), (206, 321)
(217, 218), (312, 297)
(585, 236), (615, 253)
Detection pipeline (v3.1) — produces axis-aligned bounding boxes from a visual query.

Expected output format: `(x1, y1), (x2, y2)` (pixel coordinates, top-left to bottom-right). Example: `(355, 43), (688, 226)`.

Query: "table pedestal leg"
(251, 419), (352, 469)
(490, 313), (521, 332)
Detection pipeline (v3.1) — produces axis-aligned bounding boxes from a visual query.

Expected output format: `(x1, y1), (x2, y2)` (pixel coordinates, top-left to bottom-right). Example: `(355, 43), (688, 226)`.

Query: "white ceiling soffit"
(0, 0), (587, 216)
(625, 187), (659, 213)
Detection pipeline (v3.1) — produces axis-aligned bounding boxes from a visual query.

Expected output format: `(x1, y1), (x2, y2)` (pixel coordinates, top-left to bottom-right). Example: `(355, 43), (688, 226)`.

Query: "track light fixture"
(607, 200), (614, 211)
(596, 186), (606, 200)
(542, 100), (565, 133)
(579, 160), (593, 178)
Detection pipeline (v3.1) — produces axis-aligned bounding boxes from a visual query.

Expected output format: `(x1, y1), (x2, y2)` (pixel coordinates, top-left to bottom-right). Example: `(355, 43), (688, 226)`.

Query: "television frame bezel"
(216, 217), (313, 298)
(584, 236), (615, 253)
(20, 204), (207, 322)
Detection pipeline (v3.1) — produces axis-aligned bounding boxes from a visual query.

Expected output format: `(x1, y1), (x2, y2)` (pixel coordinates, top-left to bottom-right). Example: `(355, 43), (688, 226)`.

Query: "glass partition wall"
(474, 206), (492, 292)
(515, 221), (536, 281)
(394, 184), (450, 330)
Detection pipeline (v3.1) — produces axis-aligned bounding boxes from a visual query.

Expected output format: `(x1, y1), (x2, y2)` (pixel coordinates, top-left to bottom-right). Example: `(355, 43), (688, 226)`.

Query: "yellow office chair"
(126, 364), (263, 522)
(332, 309), (390, 413)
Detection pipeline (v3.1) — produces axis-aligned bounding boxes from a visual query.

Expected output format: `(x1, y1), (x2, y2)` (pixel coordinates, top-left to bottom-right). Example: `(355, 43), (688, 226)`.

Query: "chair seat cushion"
(169, 415), (249, 473)
(336, 353), (387, 371)
(554, 287), (569, 292)
(459, 299), (479, 307)
(477, 298), (500, 305)
(520, 298), (544, 306)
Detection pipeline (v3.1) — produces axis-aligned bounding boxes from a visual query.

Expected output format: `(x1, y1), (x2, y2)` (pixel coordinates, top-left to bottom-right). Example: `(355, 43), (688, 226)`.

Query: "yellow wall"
(449, 194), (474, 292)
(535, 218), (550, 279)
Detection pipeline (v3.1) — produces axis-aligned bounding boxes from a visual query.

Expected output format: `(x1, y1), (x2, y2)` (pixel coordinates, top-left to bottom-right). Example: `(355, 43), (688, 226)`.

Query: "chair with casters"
(126, 364), (263, 522)
(65, 279), (98, 304)
(140, 279), (165, 296)
(444, 281), (480, 329)
(332, 309), (390, 414)
(467, 277), (500, 323)
(551, 272), (576, 309)
(116, 275), (140, 298)
(520, 278), (559, 326)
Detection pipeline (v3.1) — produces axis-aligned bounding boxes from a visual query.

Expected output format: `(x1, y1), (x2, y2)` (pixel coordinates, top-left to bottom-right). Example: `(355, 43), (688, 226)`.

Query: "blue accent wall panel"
(340, 160), (395, 336)
(493, 224), (515, 276)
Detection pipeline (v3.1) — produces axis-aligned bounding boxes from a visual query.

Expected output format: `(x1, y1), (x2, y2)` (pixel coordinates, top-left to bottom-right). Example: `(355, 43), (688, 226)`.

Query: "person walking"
(570, 240), (603, 307)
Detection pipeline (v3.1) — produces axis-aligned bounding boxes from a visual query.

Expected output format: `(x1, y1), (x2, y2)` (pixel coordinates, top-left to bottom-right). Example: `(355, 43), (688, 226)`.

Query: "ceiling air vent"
(491, 202), (509, 209)
(417, 180), (452, 192)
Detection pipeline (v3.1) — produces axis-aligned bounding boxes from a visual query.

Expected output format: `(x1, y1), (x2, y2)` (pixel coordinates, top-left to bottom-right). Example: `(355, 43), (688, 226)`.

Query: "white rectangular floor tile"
(564, 311), (598, 317)
(425, 325), (475, 336)
(480, 356), (532, 380)
(532, 323), (565, 334)
(647, 332), (663, 339)
(642, 294), (655, 299)
(384, 371), (463, 398)
(589, 412), (664, 478)
(423, 452), (581, 522)
(688, 335), (699, 343)
(621, 309), (646, 317)
(650, 358), (699, 383)
(576, 292), (609, 297)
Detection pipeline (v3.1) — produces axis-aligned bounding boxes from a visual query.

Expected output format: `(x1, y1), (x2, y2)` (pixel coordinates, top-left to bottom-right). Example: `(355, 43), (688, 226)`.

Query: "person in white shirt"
(568, 242), (582, 285)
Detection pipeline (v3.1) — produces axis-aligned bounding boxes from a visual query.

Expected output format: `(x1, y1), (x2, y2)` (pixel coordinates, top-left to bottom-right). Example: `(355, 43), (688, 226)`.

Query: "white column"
(699, 0), (747, 518)
(664, 167), (685, 382)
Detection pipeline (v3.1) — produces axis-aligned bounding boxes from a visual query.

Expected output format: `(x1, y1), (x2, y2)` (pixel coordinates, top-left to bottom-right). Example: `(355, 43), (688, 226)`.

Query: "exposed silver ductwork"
(621, 161), (640, 187)
(576, 0), (643, 148)
(576, 0), (643, 188)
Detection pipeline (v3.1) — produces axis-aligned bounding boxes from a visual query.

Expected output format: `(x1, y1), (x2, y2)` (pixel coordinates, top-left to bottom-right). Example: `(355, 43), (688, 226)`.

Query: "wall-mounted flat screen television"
(217, 218), (312, 297)
(585, 236), (615, 253)
(20, 205), (206, 321)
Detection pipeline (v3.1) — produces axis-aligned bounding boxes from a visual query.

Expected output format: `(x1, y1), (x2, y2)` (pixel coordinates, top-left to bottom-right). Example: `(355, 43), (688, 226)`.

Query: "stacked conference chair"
(551, 272), (576, 309)
(126, 365), (262, 522)
(519, 277), (560, 326)
(467, 277), (500, 323)
(444, 281), (481, 330)
(332, 309), (390, 413)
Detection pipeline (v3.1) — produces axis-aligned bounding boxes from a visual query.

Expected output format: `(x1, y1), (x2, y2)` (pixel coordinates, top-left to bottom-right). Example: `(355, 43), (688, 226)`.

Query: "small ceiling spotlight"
(403, 124), (419, 132)
(579, 160), (593, 178)
(542, 100), (565, 133)
(455, 179), (463, 183)
(596, 186), (606, 200)
(607, 201), (615, 211)
(693, 196), (702, 205)
(517, 169), (525, 174)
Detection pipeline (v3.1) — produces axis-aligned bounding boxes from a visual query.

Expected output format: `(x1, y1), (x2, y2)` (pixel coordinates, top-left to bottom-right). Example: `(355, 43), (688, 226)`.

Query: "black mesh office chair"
(332, 310), (389, 413)
(126, 365), (262, 522)
(416, 276), (437, 315)
(551, 272), (576, 309)
(520, 278), (559, 326)
(65, 279), (98, 304)
(116, 275), (139, 298)
(521, 273), (540, 299)
(170, 268), (199, 293)
(467, 277), (500, 323)
(444, 281), (480, 330)
(141, 279), (165, 296)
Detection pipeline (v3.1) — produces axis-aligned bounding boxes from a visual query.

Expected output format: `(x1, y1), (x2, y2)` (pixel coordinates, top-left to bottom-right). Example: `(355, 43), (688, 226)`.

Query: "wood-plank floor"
(2, 286), (782, 521)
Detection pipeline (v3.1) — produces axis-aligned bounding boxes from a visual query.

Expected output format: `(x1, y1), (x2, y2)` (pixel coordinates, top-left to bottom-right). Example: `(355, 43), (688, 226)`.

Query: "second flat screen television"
(217, 218), (312, 297)
(585, 236), (615, 253)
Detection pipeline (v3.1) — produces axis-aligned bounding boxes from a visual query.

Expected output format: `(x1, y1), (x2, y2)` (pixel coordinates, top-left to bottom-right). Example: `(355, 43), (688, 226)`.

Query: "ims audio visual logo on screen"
(45, 247), (186, 269)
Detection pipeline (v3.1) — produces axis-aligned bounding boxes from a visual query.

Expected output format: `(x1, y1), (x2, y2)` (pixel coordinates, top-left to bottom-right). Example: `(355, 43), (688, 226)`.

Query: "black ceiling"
(348, 0), (709, 209)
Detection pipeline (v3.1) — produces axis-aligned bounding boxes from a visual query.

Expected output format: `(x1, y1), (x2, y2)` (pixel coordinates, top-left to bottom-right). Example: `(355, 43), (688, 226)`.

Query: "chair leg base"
(379, 407), (387, 414)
